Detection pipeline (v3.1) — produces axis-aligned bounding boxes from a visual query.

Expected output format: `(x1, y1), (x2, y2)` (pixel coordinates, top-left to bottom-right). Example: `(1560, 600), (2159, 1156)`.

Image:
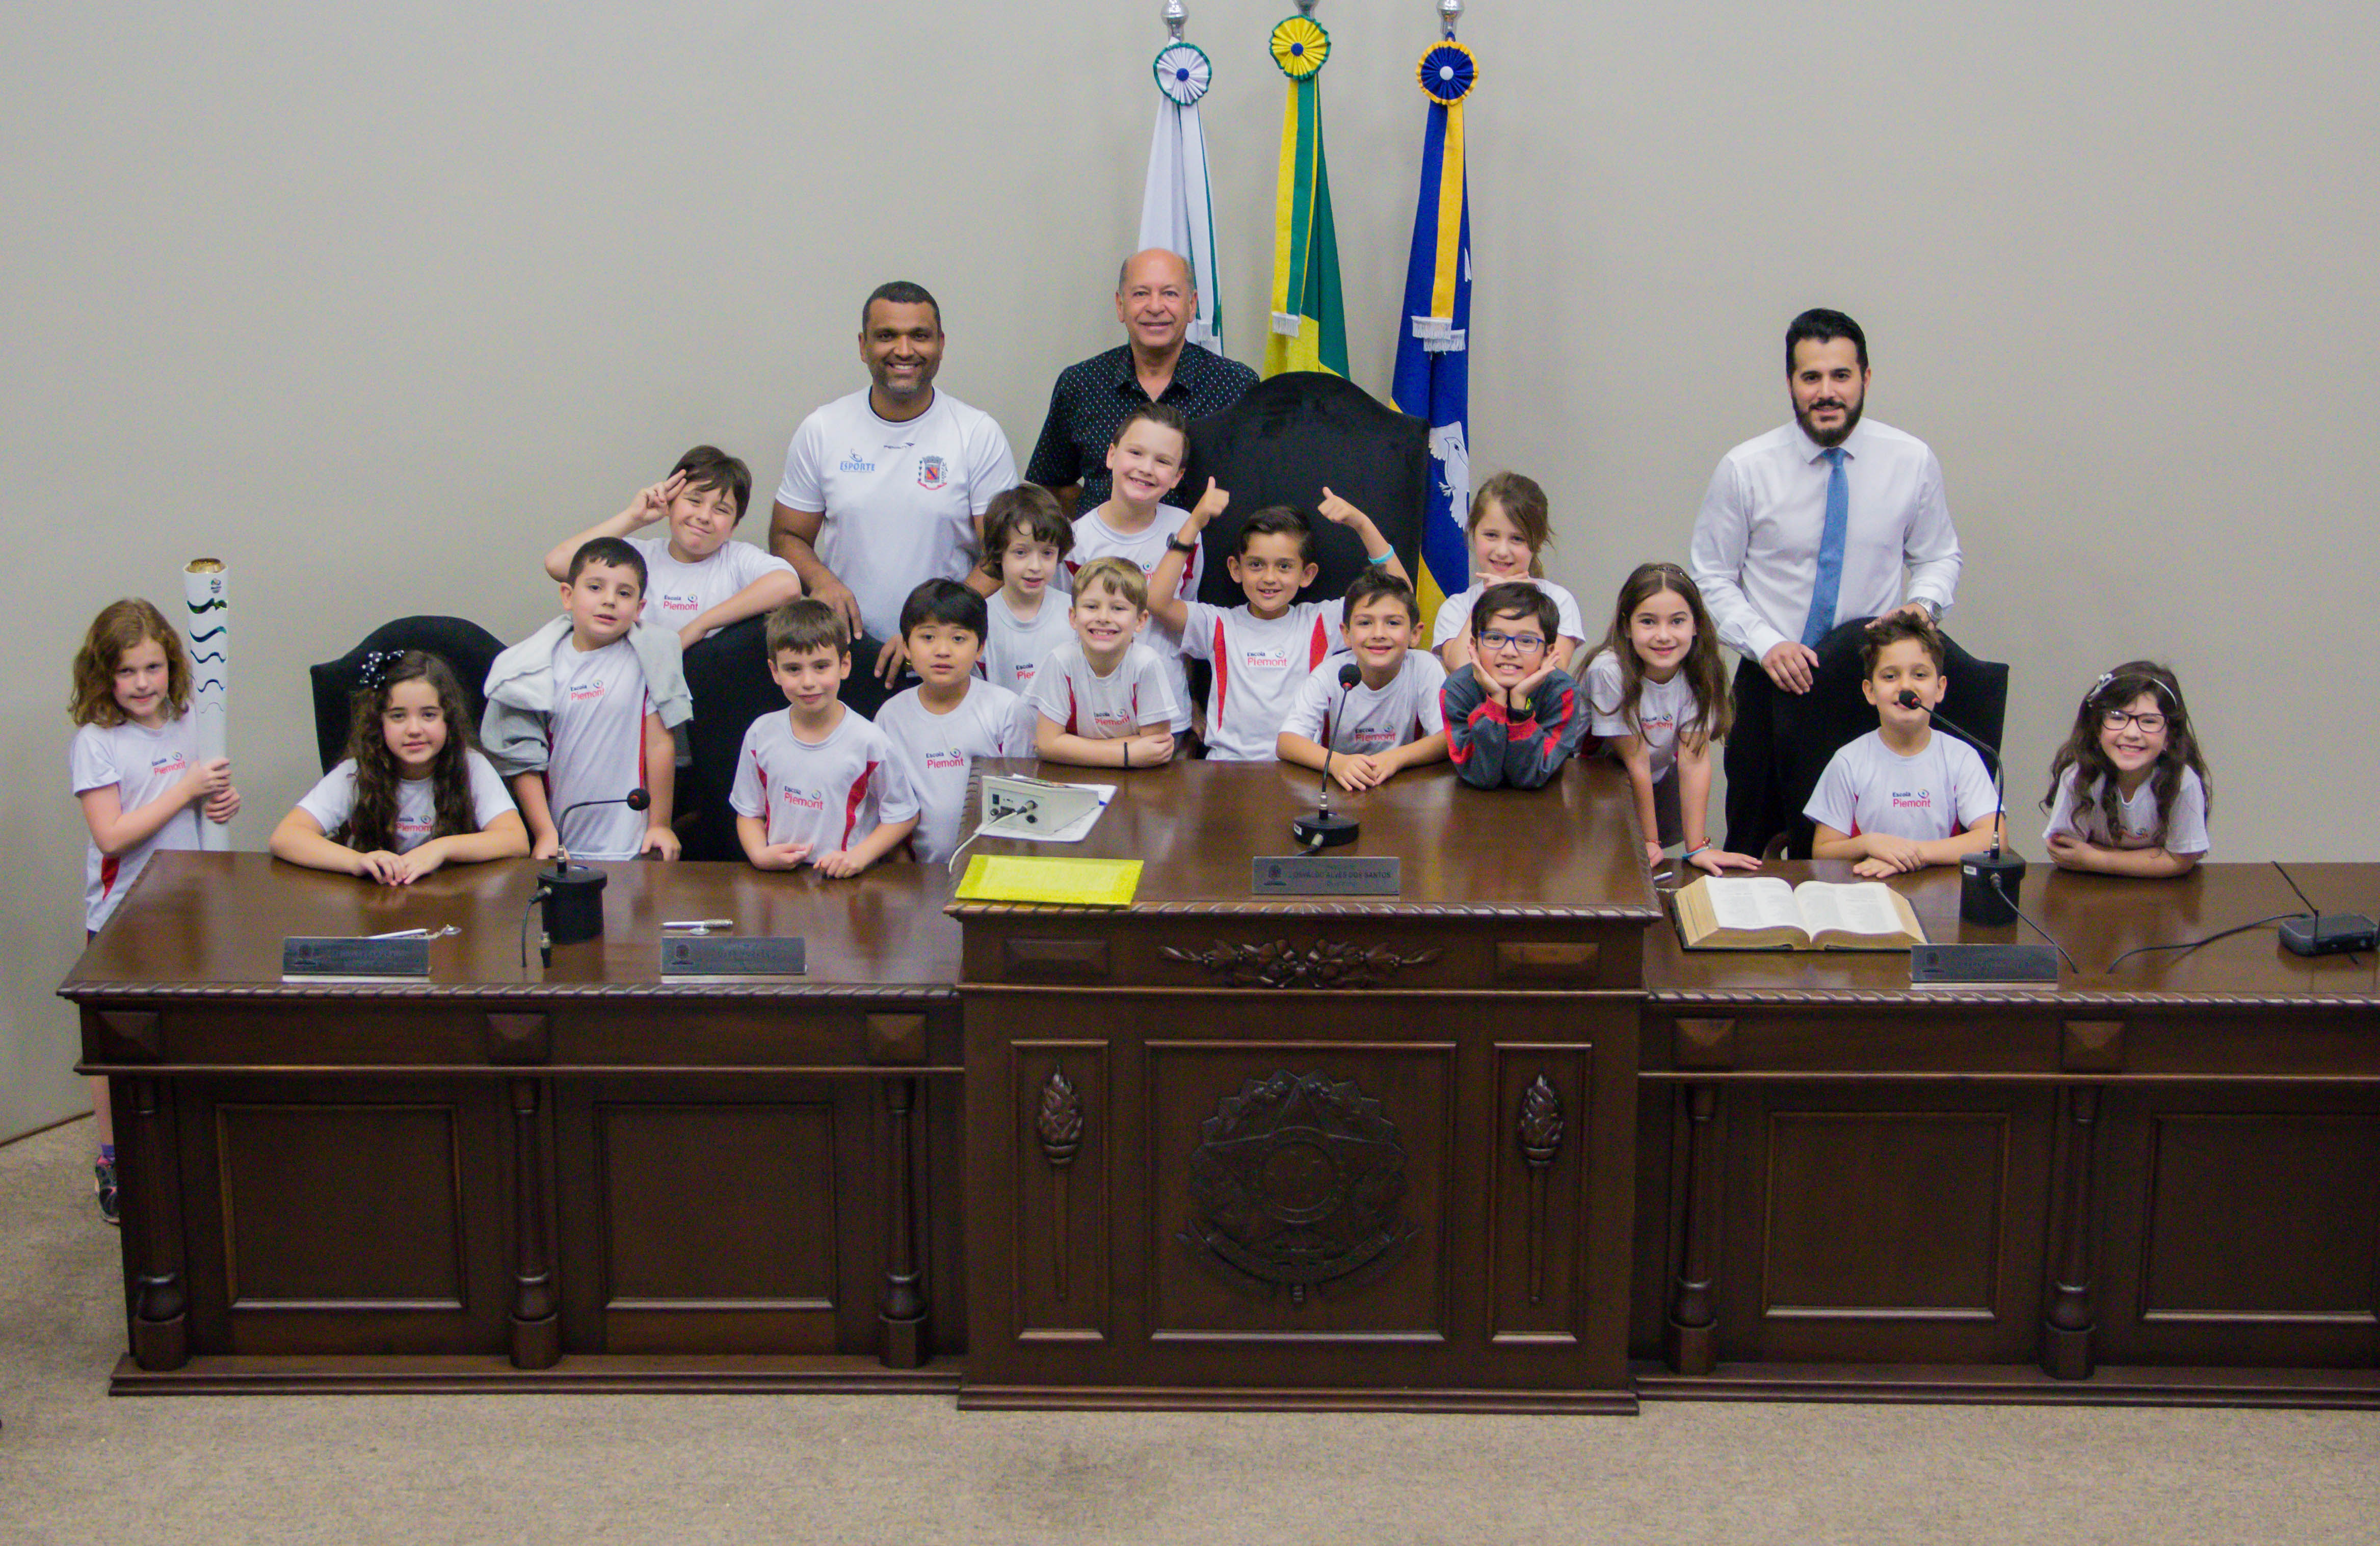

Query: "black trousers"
(1723, 658), (1794, 858)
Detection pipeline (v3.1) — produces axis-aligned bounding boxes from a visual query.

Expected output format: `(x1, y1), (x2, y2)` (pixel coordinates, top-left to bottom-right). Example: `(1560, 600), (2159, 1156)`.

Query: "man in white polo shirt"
(769, 280), (1018, 683)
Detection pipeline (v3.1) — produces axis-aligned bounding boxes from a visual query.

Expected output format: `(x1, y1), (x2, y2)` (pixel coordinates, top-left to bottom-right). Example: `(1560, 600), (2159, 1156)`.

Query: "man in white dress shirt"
(769, 280), (1018, 684)
(1688, 309), (1963, 856)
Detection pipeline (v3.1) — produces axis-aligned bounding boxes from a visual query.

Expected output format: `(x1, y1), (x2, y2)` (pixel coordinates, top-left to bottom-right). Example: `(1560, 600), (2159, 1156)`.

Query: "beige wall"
(6, 2), (2373, 1139)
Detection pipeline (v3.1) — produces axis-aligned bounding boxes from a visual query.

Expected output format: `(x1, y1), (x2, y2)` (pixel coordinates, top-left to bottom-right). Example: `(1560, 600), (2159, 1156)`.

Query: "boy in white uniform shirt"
(1065, 403), (1202, 732)
(1276, 569), (1448, 789)
(731, 599), (920, 877)
(482, 538), (689, 862)
(876, 580), (1034, 863)
(1145, 487), (1411, 762)
(542, 446), (800, 651)
(979, 484), (1075, 696)
(1029, 558), (1180, 769)
(1806, 613), (2000, 879)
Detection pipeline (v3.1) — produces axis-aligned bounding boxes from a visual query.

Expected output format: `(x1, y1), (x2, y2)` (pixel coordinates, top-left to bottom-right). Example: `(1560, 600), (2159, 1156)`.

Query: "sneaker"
(95, 1160), (119, 1226)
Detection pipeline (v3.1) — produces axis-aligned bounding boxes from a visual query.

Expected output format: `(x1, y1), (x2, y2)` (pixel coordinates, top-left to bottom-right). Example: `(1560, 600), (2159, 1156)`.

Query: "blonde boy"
(1027, 557), (1179, 768)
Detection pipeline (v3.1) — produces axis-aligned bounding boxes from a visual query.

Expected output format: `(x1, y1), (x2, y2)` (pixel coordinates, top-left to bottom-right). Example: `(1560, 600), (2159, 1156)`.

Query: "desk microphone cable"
(1978, 864), (2079, 974)
(519, 886), (552, 971)
(2106, 913), (2298, 971)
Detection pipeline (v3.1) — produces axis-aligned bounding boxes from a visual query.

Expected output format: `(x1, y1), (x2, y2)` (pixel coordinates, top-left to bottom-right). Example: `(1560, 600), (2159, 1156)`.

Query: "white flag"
(1141, 42), (1222, 349)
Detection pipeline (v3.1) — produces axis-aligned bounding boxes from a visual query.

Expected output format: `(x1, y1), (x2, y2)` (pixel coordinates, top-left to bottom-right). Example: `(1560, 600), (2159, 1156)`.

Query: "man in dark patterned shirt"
(1024, 249), (1258, 518)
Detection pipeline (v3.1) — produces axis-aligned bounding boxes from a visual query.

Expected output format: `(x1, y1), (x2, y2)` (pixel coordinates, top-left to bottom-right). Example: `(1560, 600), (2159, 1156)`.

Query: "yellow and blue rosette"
(1417, 40), (1476, 106)
(1270, 15), (1329, 80)
(1153, 41), (1211, 106)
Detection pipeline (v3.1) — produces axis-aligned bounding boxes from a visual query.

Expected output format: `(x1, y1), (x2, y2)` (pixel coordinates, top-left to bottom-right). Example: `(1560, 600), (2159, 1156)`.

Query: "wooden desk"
(64, 853), (967, 1394)
(954, 758), (1662, 1411)
(1633, 860), (2380, 1407)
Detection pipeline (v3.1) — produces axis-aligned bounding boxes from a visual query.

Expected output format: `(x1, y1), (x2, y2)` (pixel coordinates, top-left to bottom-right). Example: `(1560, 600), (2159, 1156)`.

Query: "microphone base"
(542, 864), (609, 949)
(1960, 850), (2026, 927)
(1291, 811), (1361, 850)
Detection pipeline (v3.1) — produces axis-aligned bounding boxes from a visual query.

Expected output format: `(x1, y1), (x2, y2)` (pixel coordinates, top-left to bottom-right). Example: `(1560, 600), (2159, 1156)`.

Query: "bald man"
(1024, 249), (1257, 517)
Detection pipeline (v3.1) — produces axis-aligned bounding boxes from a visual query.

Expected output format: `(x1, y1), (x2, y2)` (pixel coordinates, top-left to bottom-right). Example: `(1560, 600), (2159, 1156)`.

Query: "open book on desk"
(1674, 875), (1928, 951)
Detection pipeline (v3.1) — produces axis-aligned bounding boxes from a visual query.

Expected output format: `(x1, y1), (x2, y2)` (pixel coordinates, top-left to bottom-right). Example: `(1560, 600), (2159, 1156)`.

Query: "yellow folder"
(954, 855), (1143, 907)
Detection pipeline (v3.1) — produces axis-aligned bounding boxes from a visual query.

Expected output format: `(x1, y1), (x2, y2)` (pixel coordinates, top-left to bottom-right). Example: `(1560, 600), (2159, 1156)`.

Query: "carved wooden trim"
(880, 1076), (926, 1367)
(1672, 1017), (1737, 1071)
(1158, 939), (1443, 990)
(1652, 988), (2380, 1011)
(60, 982), (962, 1004)
(1518, 1076), (1565, 1306)
(1495, 941), (1602, 985)
(1665, 1084), (1723, 1376)
(2043, 1085), (2101, 1380)
(96, 1009), (163, 1061)
(1036, 1069), (1083, 1304)
(2061, 1019), (2125, 1073)
(865, 1014), (928, 1065)
(951, 900), (1663, 922)
(507, 1077), (558, 1369)
(485, 1013), (549, 1065)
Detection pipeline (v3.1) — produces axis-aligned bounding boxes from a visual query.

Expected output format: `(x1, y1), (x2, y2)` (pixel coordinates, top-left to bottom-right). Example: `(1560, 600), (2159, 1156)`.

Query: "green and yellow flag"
(1263, 13), (1347, 379)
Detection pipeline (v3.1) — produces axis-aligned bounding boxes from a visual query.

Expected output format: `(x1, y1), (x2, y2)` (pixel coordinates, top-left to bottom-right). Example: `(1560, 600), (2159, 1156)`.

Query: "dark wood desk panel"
(1633, 860), (2380, 1407)
(64, 853), (966, 1395)
(957, 759), (1660, 1411)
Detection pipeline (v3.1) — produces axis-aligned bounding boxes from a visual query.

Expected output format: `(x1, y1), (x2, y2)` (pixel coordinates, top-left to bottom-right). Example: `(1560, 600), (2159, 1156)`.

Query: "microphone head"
(1896, 690), (1922, 710)
(1338, 663), (1362, 689)
(624, 788), (651, 812)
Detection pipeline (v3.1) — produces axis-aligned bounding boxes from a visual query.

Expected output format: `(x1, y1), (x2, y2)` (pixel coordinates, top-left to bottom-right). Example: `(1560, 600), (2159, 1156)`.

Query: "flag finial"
(1163, 0), (1185, 40)
(1441, 0), (1463, 40)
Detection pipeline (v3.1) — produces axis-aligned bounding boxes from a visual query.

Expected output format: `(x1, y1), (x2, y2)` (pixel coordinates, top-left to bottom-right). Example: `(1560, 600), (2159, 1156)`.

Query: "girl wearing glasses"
(2041, 662), (2210, 876)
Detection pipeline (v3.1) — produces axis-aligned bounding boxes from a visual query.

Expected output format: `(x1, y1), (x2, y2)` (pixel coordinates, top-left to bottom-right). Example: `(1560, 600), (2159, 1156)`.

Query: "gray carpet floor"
(5, 1116), (2375, 1545)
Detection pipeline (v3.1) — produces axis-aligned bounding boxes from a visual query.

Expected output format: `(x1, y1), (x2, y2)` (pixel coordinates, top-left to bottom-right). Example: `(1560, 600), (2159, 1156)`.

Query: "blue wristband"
(1367, 550), (1391, 566)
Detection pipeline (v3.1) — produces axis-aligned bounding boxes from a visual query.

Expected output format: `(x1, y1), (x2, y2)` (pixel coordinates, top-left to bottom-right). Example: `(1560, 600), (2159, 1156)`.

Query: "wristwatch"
(1917, 599), (1943, 622)
(1165, 535), (1200, 555)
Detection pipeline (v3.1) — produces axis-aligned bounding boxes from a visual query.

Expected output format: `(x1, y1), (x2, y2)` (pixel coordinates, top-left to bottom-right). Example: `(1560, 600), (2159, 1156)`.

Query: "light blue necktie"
(1802, 447), (1848, 648)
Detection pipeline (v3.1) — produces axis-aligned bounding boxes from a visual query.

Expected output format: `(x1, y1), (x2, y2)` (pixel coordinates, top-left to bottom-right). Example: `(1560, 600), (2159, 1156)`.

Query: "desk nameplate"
(281, 936), (429, 980)
(1251, 856), (1401, 897)
(662, 936), (806, 978)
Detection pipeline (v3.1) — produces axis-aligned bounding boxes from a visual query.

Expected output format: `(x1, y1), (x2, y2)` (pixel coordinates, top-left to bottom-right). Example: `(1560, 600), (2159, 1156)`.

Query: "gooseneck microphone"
(1895, 691), (2023, 925)
(537, 788), (652, 960)
(1291, 664), (1364, 851)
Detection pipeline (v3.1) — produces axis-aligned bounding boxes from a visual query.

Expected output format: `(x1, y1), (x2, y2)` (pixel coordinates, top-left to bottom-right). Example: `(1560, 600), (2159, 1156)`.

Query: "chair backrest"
(1181, 371), (1428, 608)
(678, 616), (784, 862)
(1773, 616), (2012, 859)
(308, 616), (507, 773)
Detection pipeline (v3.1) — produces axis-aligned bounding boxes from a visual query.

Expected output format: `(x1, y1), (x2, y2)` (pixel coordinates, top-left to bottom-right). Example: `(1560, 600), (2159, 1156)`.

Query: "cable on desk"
(2105, 913), (2297, 971)
(519, 887), (550, 972)
(1976, 863), (2080, 974)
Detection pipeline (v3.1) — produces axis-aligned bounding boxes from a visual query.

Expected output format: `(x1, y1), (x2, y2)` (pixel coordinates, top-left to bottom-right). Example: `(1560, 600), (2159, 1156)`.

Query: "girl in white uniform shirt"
(69, 597), (242, 1222)
(1584, 564), (1762, 876)
(2040, 662), (2211, 877)
(271, 651), (529, 882)
(1430, 472), (1586, 672)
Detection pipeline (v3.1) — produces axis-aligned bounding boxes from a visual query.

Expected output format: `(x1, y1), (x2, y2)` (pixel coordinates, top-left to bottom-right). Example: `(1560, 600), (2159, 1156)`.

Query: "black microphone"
(539, 788), (652, 958)
(1894, 691), (2022, 925)
(1291, 663), (1364, 850)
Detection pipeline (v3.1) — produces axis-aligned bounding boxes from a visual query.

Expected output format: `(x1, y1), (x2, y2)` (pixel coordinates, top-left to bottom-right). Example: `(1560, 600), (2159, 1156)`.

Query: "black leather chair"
(1769, 616), (2012, 860)
(308, 616), (506, 773)
(1180, 371), (1428, 608)
(678, 616), (781, 861)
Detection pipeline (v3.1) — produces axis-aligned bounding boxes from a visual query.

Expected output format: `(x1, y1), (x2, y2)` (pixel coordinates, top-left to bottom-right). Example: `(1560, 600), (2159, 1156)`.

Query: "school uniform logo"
(1890, 786), (1934, 810)
(570, 678), (607, 703)
(917, 455), (948, 491)
(1242, 647), (1291, 671)
(778, 781), (827, 813)
(923, 746), (966, 771)
(1346, 727), (1395, 752)
(658, 592), (700, 613)
(152, 752), (189, 777)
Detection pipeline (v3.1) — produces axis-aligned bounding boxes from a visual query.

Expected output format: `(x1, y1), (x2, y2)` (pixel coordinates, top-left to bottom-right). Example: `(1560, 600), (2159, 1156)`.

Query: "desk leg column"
(126, 1077), (188, 1371)
(1664, 1083), (1723, 1376)
(880, 1075), (927, 1369)
(509, 1077), (559, 1369)
(2043, 1084), (2100, 1380)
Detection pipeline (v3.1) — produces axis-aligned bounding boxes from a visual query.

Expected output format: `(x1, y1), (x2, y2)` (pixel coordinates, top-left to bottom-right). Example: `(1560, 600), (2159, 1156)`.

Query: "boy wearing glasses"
(1443, 582), (1591, 790)
(1805, 612), (2000, 878)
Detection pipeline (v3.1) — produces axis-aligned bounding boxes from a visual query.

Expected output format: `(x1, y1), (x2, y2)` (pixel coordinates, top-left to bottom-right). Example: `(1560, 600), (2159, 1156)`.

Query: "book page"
(1801, 882), (1909, 940)
(1703, 877), (1804, 935)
